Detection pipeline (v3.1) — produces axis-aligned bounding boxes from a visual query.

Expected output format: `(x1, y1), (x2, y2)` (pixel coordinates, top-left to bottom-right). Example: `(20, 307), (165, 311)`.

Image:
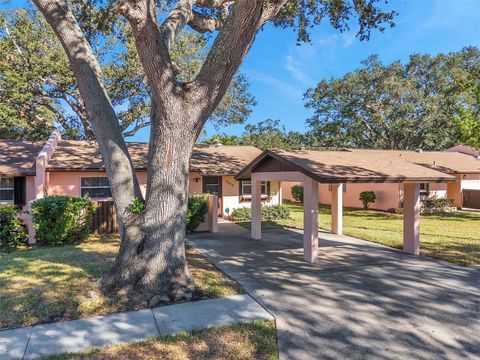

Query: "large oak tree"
(31, 0), (396, 304)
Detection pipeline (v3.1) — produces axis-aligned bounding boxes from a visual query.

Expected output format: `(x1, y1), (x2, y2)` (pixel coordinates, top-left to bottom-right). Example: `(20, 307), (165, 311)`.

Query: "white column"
(251, 174), (262, 240)
(331, 183), (343, 235)
(403, 183), (420, 255)
(278, 181), (283, 205)
(303, 177), (319, 263)
(208, 195), (218, 233)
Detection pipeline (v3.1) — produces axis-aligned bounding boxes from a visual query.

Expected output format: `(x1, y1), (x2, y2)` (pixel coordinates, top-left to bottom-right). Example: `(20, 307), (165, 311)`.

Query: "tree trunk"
(102, 109), (195, 306)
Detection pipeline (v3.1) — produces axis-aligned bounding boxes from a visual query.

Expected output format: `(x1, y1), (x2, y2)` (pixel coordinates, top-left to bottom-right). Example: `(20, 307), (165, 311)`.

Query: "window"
(240, 180), (269, 197)
(328, 184), (347, 193)
(81, 177), (111, 198)
(0, 177), (14, 202)
(420, 183), (430, 195)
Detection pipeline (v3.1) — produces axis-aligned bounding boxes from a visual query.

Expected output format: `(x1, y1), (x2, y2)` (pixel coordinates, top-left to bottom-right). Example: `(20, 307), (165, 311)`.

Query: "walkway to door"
(237, 149), (456, 263)
(189, 223), (480, 360)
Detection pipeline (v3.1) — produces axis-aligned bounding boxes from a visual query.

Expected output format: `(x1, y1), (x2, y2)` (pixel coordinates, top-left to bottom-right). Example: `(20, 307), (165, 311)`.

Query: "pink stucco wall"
(46, 171), (281, 217)
(282, 181), (401, 210)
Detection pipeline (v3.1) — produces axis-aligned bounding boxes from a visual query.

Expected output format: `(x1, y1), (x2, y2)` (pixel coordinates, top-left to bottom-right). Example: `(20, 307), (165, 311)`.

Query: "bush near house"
(0, 205), (27, 252)
(359, 191), (376, 209)
(186, 193), (210, 232)
(32, 196), (95, 246)
(291, 185), (304, 203)
(422, 198), (456, 213)
(230, 205), (290, 222)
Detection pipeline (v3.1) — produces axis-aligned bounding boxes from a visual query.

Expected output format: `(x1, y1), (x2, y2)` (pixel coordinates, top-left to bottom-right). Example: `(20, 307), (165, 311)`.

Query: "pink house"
(0, 132), (282, 238)
(282, 148), (480, 210)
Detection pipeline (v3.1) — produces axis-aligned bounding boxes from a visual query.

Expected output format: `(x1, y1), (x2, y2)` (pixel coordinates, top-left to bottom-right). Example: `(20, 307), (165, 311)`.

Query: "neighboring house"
(0, 132), (281, 230)
(282, 149), (480, 210)
(446, 144), (480, 157)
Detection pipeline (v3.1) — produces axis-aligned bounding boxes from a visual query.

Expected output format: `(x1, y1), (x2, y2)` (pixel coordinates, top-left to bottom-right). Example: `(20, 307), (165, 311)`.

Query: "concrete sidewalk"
(0, 294), (274, 360)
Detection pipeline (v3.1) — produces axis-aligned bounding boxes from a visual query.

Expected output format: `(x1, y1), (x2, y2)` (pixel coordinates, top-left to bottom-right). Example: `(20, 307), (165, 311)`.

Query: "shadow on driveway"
(188, 222), (480, 360)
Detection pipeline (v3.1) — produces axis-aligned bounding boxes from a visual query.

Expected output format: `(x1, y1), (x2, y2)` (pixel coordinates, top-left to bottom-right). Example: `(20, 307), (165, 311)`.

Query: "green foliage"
(305, 48), (480, 150)
(127, 197), (145, 214)
(31, 196), (95, 246)
(274, 0), (397, 44)
(454, 83), (480, 149)
(291, 185), (304, 203)
(186, 193), (209, 233)
(423, 198), (455, 210)
(359, 191), (376, 209)
(229, 205), (291, 222)
(0, 205), (27, 252)
(261, 205), (290, 221)
(204, 119), (306, 150)
(0, 8), (255, 140)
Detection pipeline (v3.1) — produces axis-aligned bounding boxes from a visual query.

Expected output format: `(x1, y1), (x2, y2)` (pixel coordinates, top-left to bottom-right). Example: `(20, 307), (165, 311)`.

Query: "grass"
(45, 320), (278, 360)
(238, 202), (480, 266)
(0, 235), (243, 330)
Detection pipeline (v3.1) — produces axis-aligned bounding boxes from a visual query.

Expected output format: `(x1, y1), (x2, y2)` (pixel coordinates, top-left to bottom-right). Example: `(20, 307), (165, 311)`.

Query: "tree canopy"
(304, 47), (480, 150)
(0, 6), (255, 140)
(204, 119), (306, 149)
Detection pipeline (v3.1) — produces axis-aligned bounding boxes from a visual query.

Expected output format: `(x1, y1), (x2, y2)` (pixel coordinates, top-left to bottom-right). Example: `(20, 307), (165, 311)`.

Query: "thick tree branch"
(32, 0), (142, 216)
(161, 0), (195, 50)
(188, 10), (222, 32)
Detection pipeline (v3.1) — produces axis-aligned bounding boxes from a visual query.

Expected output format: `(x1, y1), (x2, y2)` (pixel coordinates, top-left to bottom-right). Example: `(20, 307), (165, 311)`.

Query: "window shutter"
(267, 181), (271, 195)
(14, 177), (26, 206)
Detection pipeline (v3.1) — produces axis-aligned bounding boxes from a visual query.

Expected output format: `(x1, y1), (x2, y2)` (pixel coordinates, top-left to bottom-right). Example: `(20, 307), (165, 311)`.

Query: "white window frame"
(0, 177), (14, 203)
(80, 176), (112, 199)
(241, 180), (269, 200)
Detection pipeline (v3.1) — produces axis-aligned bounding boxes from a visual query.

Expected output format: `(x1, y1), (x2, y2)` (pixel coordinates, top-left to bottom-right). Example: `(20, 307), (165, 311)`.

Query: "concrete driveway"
(188, 223), (480, 360)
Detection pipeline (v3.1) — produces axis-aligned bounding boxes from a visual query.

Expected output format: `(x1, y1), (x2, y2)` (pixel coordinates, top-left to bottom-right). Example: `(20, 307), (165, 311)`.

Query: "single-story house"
(0, 132), (281, 226)
(446, 144), (480, 157)
(282, 148), (480, 210)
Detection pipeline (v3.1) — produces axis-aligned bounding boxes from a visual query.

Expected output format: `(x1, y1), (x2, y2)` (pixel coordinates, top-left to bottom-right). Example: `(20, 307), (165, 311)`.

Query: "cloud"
(284, 54), (314, 85)
(245, 69), (305, 100)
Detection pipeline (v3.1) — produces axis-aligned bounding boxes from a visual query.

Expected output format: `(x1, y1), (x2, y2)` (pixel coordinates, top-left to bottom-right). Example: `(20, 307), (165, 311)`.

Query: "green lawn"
(0, 236), (243, 330)
(46, 320), (278, 360)
(240, 202), (480, 266)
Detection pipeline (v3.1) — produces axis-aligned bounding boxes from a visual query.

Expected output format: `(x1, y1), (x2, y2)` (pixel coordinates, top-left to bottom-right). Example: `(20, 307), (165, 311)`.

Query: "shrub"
(261, 205), (290, 221)
(423, 198), (454, 209)
(0, 205), (27, 252)
(127, 197), (145, 214)
(32, 196), (95, 246)
(291, 185), (304, 203)
(229, 207), (251, 222)
(186, 193), (209, 232)
(229, 205), (290, 222)
(359, 191), (376, 209)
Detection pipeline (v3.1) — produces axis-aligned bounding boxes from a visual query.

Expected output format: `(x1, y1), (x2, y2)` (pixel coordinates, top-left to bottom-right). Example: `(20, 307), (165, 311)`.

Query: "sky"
(6, 0), (480, 143)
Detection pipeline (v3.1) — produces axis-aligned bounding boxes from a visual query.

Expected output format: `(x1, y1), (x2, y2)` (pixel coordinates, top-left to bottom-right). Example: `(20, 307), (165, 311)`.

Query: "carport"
(236, 149), (456, 263)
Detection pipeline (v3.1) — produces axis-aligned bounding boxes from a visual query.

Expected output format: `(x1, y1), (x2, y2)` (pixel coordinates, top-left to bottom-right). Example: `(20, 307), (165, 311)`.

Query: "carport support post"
(251, 174), (262, 240)
(331, 183), (343, 235)
(403, 183), (420, 255)
(303, 178), (319, 263)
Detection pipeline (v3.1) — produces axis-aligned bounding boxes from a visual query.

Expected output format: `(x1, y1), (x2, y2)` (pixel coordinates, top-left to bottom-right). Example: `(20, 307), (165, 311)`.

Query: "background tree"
(305, 48), (480, 150)
(31, 0), (396, 304)
(0, 7), (255, 140)
(204, 119), (306, 149)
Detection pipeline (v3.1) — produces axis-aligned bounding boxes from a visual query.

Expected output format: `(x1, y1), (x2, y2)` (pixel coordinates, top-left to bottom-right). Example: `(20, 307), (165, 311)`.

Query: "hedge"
(291, 185), (304, 203)
(229, 205), (290, 222)
(186, 193), (209, 232)
(0, 205), (27, 252)
(31, 196), (95, 246)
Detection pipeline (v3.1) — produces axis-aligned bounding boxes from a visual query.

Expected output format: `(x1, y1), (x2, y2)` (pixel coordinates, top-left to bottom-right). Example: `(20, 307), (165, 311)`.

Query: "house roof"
(236, 148), (456, 183)
(47, 140), (261, 176)
(445, 145), (480, 157)
(346, 149), (480, 174)
(0, 140), (45, 176)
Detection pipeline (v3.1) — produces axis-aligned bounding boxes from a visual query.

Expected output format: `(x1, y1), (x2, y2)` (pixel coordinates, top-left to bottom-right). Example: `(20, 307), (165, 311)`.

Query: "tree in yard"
(359, 191), (376, 209)
(305, 48), (480, 150)
(0, 7), (255, 140)
(31, 0), (396, 304)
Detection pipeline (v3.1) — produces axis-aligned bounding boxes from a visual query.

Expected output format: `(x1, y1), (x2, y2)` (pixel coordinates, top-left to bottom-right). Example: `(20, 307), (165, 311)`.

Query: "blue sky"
(6, 0), (480, 142)
(183, 0), (480, 143)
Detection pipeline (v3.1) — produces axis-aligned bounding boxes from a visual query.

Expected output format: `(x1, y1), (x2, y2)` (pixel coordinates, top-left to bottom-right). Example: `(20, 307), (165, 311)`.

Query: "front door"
(203, 176), (223, 216)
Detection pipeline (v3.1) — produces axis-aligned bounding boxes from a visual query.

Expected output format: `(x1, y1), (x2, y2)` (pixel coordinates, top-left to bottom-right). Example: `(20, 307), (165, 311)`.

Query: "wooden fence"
(92, 200), (118, 234)
(463, 189), (480, 209)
